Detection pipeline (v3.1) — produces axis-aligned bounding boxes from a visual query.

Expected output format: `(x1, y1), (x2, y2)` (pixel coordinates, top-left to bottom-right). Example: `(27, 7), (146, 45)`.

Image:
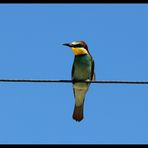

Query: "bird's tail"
(72, 103), (84, 122)
(72, 83), (88, 122)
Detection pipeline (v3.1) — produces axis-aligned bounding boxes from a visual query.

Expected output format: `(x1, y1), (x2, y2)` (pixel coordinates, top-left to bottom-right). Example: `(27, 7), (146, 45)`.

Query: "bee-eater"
(63, 41), (95, 122)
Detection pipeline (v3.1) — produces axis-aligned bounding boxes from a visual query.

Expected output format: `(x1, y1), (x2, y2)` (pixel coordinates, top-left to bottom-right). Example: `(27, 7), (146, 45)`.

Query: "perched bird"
(63, 41), (95, 122)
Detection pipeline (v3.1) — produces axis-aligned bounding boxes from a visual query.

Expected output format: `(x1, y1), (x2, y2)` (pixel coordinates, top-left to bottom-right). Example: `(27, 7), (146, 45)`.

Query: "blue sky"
(0, 4), (148, 144)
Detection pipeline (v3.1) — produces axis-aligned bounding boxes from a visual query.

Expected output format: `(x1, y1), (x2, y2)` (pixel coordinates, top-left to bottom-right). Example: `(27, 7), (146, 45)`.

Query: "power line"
(0, 79), (148, 84)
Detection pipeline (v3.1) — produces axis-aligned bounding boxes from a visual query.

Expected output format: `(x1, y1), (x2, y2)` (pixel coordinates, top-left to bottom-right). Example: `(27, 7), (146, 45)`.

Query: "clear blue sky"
(0, 4), (148, 144)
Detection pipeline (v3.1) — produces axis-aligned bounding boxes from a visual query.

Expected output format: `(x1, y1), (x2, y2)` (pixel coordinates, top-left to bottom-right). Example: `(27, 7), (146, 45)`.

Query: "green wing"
(91, 59), (95, 80)
(71, 59), (75, 97)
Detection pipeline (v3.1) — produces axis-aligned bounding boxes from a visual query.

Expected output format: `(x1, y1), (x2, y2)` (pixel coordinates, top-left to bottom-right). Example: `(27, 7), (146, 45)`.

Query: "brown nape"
(79, 40), (91, 56)
(72, 104), (84, 122)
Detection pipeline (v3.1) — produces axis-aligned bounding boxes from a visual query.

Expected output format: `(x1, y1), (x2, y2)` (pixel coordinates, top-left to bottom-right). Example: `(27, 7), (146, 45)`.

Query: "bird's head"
(63, 41), (90, 56)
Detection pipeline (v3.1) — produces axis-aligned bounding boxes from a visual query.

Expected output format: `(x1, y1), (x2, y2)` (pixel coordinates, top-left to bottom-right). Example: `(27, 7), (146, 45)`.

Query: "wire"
(0, 79), (148, 84)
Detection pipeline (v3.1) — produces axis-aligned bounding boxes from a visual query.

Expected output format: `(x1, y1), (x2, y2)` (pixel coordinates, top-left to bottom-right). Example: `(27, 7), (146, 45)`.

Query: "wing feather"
(91, 59), (95, 80)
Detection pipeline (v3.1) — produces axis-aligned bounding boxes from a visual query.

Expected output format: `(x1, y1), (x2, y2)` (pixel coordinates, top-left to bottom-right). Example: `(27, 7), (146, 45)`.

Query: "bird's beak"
(63, 43), (72, 47)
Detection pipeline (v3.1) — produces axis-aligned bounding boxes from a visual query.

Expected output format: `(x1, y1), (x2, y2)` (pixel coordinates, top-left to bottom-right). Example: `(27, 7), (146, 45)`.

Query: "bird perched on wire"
(63, 41), (95, 122)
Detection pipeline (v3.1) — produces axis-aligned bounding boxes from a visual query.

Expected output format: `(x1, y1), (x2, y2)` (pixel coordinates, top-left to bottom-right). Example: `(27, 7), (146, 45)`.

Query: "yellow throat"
(71, 47), (88, 55)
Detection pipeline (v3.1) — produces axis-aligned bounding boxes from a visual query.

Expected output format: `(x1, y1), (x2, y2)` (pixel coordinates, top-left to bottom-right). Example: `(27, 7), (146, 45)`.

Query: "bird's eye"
(73, 44), (83, 48)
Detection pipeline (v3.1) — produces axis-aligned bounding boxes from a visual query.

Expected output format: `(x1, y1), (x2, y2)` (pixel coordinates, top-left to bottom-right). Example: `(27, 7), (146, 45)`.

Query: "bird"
(63, 41), (95, 122)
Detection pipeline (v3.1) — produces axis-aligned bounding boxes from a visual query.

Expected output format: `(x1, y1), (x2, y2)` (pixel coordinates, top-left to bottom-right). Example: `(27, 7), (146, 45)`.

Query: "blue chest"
(73, 55), (92, 80)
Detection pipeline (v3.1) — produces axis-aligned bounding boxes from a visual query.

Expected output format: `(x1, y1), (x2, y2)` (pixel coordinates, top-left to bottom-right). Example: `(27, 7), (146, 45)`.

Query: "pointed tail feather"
(72, 103), (84, 122)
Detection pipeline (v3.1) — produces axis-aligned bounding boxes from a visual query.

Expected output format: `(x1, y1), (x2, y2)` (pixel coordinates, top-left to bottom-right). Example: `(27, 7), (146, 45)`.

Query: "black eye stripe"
(73, 44), (83, 48)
